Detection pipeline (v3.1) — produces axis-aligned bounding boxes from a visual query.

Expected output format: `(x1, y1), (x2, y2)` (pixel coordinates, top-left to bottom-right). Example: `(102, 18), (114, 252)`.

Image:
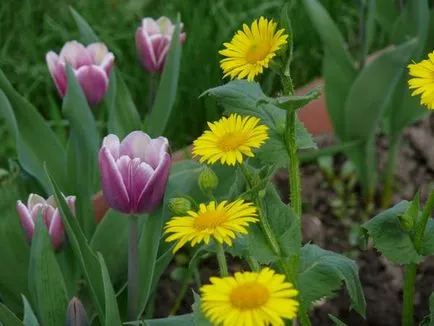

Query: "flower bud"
(198, 167), (219, 194)
(46, 41), (114, 105)
(135, 16), (186, 73)
(66, 297), (89, 326)
(16, 193), (76, 250)
(168, 197), (193, 215)
(99, 131), (172, 214)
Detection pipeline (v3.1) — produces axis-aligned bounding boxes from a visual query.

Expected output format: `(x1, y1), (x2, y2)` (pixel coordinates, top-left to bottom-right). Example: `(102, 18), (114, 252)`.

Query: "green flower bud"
(66, 297), (89, 326)
(198, 167), (219, 193)
(168, 197), (193, 215)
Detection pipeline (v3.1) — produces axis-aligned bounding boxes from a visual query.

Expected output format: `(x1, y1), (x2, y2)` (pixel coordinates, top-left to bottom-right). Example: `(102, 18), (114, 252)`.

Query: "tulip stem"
(128, 215), (139, 321)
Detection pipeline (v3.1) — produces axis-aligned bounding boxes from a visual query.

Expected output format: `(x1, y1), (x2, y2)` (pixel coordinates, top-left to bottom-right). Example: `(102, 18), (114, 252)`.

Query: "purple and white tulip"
(135, 16), (186, 73)
(16, 194), (76, 250)
(98, 131), (171, 214)
(46, 41), (114, 105)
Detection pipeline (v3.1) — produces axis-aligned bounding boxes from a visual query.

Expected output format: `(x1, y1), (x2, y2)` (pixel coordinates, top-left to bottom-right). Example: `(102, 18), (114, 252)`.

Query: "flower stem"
(169, 267), (192, 315)
(128, 215), (139, 321)
(216, 242), (228, 277)
(246, 256), (260, 271)
(402, 189), (434, 326)
(286, 110), (302, 217)
(381, 136), (399, 208)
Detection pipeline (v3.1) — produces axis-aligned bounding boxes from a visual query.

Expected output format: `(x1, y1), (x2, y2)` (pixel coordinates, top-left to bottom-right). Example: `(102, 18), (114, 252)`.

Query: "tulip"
(66, 297), (89, 326)
(46, 41), (114, 105)
(99, 131), (171, 214)
(16, 194), (76, 249)
(136, 16), (186, 73)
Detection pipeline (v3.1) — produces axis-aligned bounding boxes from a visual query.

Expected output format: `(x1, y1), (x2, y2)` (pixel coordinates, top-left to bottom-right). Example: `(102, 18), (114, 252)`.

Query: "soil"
(154, 115), (434, 325)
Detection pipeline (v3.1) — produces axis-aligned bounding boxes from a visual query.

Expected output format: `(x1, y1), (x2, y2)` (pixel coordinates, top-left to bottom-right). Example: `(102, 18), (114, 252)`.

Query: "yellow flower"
(192, 114), (269, 166)
(219, 17), (288, 81)
(201, 267), (299, 326)
(408, 51), (434, 110)
(164, 200), (258, 253)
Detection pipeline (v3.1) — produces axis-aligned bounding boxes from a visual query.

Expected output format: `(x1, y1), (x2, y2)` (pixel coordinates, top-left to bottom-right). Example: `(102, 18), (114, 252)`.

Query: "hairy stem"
(216, 242), (228, 277)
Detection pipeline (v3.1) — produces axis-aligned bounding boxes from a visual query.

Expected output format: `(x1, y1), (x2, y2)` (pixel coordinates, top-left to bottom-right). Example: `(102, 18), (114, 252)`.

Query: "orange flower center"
(230, 282), (270, 310)
(246, 42), (271, 64)
(217, 132), (246, 152)
(194, 210), (228, 230)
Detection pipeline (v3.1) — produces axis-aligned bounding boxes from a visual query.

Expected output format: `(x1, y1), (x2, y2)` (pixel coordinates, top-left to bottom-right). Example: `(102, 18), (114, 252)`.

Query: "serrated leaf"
(22, 295), (39, 326)
(329, 314), (347, 326)
(263, 87), (321, 112)
(0, 303), (21, 326)
(298, 244), (366, 317)
(0, 74), (67, 192)
(97, 253), (122, 326)
(363, 201), (422, 264)
(28, 215), (68, 326)
(148, 16), (182, 136)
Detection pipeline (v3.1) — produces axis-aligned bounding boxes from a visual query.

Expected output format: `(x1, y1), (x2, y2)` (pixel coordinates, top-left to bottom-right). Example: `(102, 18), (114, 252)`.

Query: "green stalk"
(216, 242), (228, 277)
(402, 190), (434, 326)
(286, 110), (302, 217)
(170, 268), (193, 315)
(381, 136), (399, 208)
(246, 256), (260, 272)
(128, 216), (139, 320)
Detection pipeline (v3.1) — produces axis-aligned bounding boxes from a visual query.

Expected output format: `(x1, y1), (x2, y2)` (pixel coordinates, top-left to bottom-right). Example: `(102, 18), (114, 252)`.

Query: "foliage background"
(0, 0), (374, 163)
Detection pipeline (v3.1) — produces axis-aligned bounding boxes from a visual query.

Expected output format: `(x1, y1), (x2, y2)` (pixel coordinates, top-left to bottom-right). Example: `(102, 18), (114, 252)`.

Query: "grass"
(0, 0), (361, 158)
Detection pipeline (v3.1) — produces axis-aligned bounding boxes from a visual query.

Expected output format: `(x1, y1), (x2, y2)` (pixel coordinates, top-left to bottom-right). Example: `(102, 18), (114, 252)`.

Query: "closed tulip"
(46, 41), (114, 105)
(135, 16), (186, 73)
(16, 194), (76, 250)
(98, 131), (171, 214)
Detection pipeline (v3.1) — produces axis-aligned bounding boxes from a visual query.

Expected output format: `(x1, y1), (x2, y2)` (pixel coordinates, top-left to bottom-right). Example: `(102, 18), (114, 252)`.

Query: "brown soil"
(154, 116), (434, 325)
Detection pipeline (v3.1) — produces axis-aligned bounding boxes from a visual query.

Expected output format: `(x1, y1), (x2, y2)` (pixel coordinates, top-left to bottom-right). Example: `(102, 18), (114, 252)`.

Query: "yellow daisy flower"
(219, 16), (288, 81)
(408, 51), (434, 110)
(192, 114), (269, 166)
(201, 267), (299, 326)
(164, 200), (258, 253)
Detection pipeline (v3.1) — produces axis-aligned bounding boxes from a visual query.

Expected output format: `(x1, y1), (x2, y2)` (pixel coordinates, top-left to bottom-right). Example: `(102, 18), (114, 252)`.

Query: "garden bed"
(154, 115), (434, 325)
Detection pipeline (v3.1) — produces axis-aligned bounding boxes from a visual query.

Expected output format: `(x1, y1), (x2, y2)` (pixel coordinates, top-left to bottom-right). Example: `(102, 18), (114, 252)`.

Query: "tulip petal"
(86, 43), (109, 64)
(59, 41), (93, 68)
(102, 134), (120, 159)
(146, 137), (169, 169)
(66, 196), (77, 216)
(16, 201), (35, 242)
(131, 161), (154, 213)
(156, 16), (174, 35)
(27, 193), (46, 210)
(75, 65), (109, 105)
(136, 28), (158, 73)
(99, 147), (130, 213)
(100, 52), (115, 77)
(119, 131), (152, 161)
(136, 152), (171, 213)
(141, 18), (161, 35)
(48, 209), (65, 249)
(46, 52), (67, 97)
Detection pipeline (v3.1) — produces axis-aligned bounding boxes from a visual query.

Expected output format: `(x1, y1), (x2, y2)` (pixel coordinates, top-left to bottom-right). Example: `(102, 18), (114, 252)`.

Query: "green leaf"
(22, 295), (39, 326)
(344, 39), (417, 142)
(262, 87), (321, 112)
(0, 303), (21, 326)
(298, 244), (366, 317)
(430, 293), (434, 326)
(362, 201), (423, 264)
(192, 292), (212, 326)
(70, 7), (99, 43)
(329, 314), (348, 326)
(97, 253), (122, 326)
(364, 0), (376, 58)
(141, 314), (196, 325)
(148, 15), (182, 136)
(0, 74), (67, 192)
(422, 219), (434, 257)
(105, 69), (141, 139)
(28, 215), (68, 326)
(375, 0), (399, 35)
(279, 2), (293, 75)
(46, 169), (106, 323)
(302, 0), (357, 140)
(91, 210), (128, 287)
(63, 65), (99, 236)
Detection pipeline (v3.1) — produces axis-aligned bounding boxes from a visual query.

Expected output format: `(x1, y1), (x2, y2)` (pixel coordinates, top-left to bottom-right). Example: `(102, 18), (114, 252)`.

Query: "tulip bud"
(16, 194), (76, 250)
(66, 297), (89, 326)
(198, 167), (219, 194)
(168, 197), (193, 215)
(99, 131), (172, 214)
(46, 41), (114, 105)
(135, 16), (186, 73)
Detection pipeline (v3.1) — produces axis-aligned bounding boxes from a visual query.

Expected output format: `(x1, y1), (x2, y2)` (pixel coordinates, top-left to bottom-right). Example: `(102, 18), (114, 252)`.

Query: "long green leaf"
(46, 169), (106, 323)
(302, 0), (357, 140)
(375, 0), (399, 36)
(28, 215), (68, 326)
(69, 7), (99, 43)
(148, 15), (182, 136)
(344, 39), (417, 141)
(0, 303), (21, 326)
(63, 65), (99, 235)
(22, 295), (39, 326)
(105, 69), (142, 138)
(97, 253), (122, 326)
(0, 73), (67, 192)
